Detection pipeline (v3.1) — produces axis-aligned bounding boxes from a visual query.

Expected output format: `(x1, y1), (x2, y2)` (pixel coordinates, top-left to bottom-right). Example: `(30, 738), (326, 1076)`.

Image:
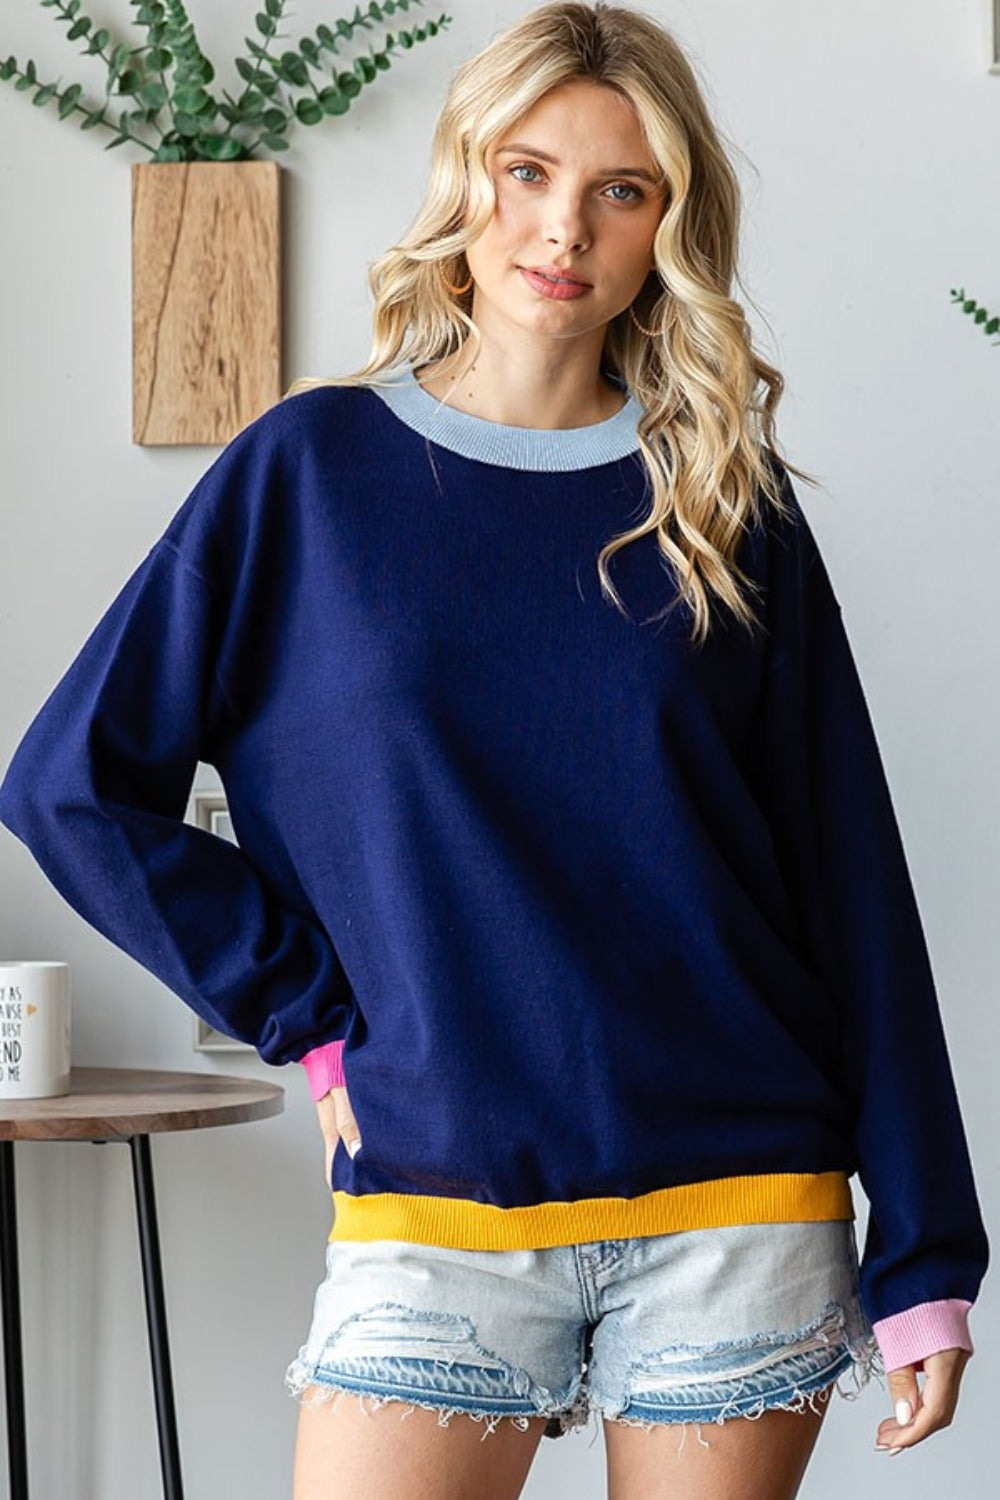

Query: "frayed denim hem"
(284, 1351), (554, 1441)
(582, 1298), (887, 1453)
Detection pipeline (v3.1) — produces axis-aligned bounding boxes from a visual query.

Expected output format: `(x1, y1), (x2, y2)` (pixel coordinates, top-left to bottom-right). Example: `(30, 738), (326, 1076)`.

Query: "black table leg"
(0, 1139), (28, 1500)
(129, 1133), (184, 1500)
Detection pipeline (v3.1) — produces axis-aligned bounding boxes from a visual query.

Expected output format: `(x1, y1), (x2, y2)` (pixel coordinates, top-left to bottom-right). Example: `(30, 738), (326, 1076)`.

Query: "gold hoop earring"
(440, 256), (473, 296)
(628, 301), (661, 338)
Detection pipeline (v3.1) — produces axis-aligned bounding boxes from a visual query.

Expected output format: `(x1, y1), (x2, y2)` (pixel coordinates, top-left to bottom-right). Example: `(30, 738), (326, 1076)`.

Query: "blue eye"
(606, 182), (642, 203)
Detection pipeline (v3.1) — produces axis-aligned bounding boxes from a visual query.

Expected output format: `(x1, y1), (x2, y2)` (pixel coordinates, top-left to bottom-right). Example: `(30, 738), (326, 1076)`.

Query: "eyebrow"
(495, 142), (662, 186)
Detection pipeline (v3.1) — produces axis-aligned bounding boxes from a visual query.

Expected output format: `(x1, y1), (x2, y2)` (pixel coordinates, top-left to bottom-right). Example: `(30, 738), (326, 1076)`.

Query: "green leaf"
(67, 19), (92, 41)
(319, 86), (350, 115)
(80, 109), (105, 129)
(0, 58), (17, 82)
(138, 81), (169, 109)
(172, 85), (211, 113)
(260, 130), (289, 150)
(265, 0), (284, 15)
(295, 97), (323, 124)
(33, 84), (58, 107)
(236, 57), (260, 84)
(57, 83), (84, 117)
(263, 107), (287, 128)
(197, 133), (245, 160)
(277, 51), (308, 86)
(255, 13), (277, 38)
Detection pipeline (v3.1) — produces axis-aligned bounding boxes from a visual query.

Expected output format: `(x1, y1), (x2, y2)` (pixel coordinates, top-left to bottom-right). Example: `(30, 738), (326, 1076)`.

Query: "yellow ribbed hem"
(327, 1170), (853, 1249)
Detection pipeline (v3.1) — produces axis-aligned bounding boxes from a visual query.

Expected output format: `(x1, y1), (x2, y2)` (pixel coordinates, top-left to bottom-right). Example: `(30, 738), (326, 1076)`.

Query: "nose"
(547, 233), (586, 252)
(543, 189), (591, 253)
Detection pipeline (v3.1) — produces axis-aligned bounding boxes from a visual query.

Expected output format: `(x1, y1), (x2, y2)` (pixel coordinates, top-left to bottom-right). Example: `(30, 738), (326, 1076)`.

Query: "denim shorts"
(284, 1218), (885, 1447)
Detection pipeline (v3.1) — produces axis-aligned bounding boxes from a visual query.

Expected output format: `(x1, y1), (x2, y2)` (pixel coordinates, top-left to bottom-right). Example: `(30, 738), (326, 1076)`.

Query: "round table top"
(0, 1066), (285, 1141)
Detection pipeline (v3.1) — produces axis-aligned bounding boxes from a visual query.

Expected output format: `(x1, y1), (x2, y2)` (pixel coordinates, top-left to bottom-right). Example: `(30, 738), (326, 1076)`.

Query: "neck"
(413, 346), (626, 431)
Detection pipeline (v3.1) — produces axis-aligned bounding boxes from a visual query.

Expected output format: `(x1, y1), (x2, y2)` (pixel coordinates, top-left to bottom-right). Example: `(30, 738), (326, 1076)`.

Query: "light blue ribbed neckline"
(368, 361), (644, 471)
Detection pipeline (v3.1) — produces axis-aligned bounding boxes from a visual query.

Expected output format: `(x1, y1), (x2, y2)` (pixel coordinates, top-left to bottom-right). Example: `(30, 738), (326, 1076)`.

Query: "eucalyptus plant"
(950, 288), (1000, 345)
(0, 0), (452, 161)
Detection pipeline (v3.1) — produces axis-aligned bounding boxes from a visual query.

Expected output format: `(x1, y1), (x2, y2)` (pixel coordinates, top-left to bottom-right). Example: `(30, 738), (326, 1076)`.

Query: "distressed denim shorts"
(284, 1218), (885, 1448)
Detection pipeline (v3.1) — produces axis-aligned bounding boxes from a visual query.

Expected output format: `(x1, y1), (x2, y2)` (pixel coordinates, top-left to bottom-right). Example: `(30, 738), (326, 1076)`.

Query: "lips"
(523, 266), (590, 286)
(519, 267), (592, 302)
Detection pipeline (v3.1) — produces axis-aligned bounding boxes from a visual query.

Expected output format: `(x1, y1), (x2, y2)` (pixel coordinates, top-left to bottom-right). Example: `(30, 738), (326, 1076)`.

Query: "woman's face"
(463, 78), (668, 347)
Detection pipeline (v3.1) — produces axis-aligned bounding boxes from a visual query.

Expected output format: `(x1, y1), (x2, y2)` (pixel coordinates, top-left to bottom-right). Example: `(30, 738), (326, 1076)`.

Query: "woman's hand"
(876, 1347), (972, 1454)
(314, 1083), (362, 1188)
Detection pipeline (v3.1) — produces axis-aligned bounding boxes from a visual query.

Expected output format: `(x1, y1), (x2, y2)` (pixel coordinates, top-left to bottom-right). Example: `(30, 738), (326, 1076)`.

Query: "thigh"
(294, 1385), (549, 1500)
(604, 1389), (831, 1500)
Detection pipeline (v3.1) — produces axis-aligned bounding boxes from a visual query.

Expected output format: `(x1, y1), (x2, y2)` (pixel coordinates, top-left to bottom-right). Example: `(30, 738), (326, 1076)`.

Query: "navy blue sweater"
(0, 364), (988, 1373)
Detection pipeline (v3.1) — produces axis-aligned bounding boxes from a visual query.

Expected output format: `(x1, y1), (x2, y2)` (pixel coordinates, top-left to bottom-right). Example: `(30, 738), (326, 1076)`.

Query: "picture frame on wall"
(186, 786), (254, 1053)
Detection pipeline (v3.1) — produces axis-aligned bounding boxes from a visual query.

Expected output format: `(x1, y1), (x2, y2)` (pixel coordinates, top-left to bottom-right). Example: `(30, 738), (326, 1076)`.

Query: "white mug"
(0, 961), (71, 1099)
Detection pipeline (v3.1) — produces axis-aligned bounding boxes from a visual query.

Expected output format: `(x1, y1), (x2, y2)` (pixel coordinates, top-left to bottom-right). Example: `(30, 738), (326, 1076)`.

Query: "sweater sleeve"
(0, 422), (356, 1070)
(751, 466), (989, 1373)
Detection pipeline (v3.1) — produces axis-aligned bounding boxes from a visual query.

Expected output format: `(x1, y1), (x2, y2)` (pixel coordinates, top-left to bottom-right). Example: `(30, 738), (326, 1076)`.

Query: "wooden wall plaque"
(131, 160), (282, 447)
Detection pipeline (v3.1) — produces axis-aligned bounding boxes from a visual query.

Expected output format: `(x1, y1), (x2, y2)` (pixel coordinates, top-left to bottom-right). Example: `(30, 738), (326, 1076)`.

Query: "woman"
(0, 4), (987, 1498)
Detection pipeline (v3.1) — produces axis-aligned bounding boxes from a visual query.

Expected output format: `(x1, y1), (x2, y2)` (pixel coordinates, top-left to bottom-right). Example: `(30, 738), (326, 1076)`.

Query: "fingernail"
(888, 1446), (905, 1457)
(346, 1138), (362, 1158)
(874, 1443), (891, 1452)
(895, 1399), (913, 1427)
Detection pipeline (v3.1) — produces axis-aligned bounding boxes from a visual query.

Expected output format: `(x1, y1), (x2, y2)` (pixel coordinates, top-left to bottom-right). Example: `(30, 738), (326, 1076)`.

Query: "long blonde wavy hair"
(285, 1), (819, 646)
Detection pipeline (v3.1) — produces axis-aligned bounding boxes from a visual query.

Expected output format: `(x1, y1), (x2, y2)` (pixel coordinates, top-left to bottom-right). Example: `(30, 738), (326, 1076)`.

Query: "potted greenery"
(2, 0), (452, 444)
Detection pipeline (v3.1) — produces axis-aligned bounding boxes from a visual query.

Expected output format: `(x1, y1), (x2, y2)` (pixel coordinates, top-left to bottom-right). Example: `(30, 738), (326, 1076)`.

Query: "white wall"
(0, 3), (996, 1496)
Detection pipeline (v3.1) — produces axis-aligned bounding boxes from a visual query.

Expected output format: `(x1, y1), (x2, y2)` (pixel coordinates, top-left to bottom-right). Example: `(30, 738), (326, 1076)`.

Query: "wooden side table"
(0, 1066), (284, 1500)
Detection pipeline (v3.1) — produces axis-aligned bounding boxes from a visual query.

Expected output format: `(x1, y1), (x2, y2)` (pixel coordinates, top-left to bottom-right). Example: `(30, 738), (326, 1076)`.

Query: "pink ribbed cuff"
(871, 1298), (974, 1373)
(299, 1040), (346, 1100)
